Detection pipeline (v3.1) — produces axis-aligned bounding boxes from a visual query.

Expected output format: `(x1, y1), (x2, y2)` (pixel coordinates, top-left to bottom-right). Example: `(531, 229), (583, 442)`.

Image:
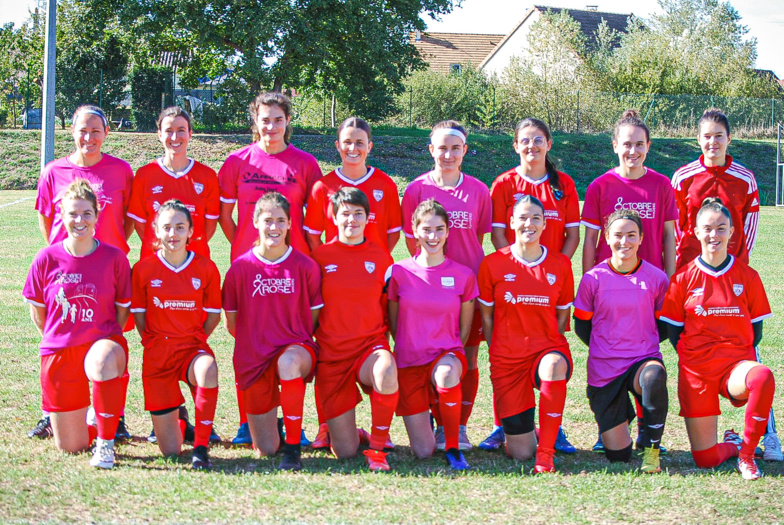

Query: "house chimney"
(415, 30), (421, 41)
(586, 5), (598, 11)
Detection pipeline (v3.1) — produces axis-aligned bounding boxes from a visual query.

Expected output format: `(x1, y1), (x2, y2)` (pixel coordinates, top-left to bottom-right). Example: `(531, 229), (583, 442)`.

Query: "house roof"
(411, 32), (505, 73)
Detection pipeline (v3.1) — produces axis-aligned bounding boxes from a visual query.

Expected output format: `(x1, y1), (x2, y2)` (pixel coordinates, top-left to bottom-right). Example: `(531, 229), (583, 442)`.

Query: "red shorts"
(490, 347), (572, 419)
(315, 340), (390, 421)
(678, 361), (747, 418)
(465, 308), (483, 347)
(242, 342), (317, 415)
(40, 334), (129, 413)
(396, 350), (468, 417)
(142, 339), (215, 412)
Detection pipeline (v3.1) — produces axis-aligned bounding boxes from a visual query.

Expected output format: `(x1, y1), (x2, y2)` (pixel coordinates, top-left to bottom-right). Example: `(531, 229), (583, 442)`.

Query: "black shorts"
(586, 358), (664, 434)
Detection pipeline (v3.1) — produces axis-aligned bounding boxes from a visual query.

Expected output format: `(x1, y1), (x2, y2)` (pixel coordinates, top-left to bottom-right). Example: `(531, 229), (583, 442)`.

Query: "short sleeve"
(386, 266), (400, 302)
(304, 181), (328, 235)
(659, 275), (686, 326)
(476, 184), (493, 236)
(304, 156), (324, 195)
(204, 260), (222, 313)
(222, 265), (239, 312)
(581, 181), (602, 230)
(203, 168), (221, 220)
(130, 261), (147, 312)
(115, 253), (132, 307)
(401, 183), (420, 237)
(477, 257), (495, 306)
(573, 272), (597, 320)
(35, 168), (54, 217)
(384, 177), (403, 233)
(562, 175), (581, 228)
(462, 271), (480, 303)
(218, 155), (240, 203)
(654, 270), (669, 313)
(489, 175), (510, 228)
(22, 255), (46, 307)
(660, 179), (679, 223)
(746, 269), (772, 323)
(127, 169), (147, 223)
(306, 260), (324, 310)
(556, 257), (575, 309)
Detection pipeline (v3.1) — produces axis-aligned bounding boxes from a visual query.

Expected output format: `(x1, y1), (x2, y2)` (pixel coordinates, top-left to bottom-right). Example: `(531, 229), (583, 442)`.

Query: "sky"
(2, 0), (782, 77)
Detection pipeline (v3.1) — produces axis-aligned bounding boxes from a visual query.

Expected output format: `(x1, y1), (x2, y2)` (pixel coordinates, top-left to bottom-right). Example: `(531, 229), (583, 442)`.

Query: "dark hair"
(514, 117), (561, 196)
(512, 194), (545, 216)
(157, 106), (192, 132)
(698, 107), (731, 136)
(249, 92), (293, 144)
(253, 192), (292, 246)
(155, 199), (193, 229)
(613, 109), (650, 143)
(337, 117), (372, 142)
(331, 187), (370, 218)
(696, 197), (732, 227)
(605, 208), (643, 236)
(412, 198), (449, 232)
(430, 120), (468, 141)
(72, 105), (108, 129)
(62, 178), (98, 215)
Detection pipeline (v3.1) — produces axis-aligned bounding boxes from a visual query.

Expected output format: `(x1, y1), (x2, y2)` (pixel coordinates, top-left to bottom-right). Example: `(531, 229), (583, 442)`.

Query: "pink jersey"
(218, 143), (323, 261)
(401, 172), (492, 274)
(35, 155), (133, 253)
(386, 257), (478, 368)
(222, 246), (323, 389)
(22, 242), (132, 355)
(581, 168), (677, 271)
(574, 259), (669, 387)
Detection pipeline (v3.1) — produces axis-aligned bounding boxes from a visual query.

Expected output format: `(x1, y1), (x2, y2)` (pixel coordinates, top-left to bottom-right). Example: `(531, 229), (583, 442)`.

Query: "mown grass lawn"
(1, 189), (784, 523)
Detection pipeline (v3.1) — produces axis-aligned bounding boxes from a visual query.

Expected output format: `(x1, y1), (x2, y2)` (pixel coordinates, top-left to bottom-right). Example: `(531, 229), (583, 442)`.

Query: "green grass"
(2, 189), (784, 523)
(1, 129), (780, 204)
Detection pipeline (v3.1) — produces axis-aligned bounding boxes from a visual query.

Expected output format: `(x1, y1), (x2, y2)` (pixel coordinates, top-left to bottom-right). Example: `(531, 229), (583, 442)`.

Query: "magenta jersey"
(573, 259), (669, 387)
(401, 172), (492, 274)
(386, 257), (478, 368)
(222, 246), (323, 389)
(581, 168), (677, 271)
(218, 143), (323, 261)
(35, 155), (133, 253)
(22, 242), (132, 355)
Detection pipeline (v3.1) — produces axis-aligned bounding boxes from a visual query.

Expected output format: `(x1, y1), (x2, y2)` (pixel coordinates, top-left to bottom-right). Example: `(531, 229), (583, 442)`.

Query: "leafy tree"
(0, 18), (44, 126)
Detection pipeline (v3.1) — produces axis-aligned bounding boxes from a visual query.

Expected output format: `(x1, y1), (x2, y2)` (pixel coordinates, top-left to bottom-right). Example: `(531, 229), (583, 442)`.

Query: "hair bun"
(622, 109), (639, 119)
(701, 196), (724, 207)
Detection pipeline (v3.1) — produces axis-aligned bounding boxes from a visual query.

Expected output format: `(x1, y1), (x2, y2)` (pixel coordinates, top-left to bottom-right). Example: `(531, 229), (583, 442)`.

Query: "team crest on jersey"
(194, 182), (204, 195)
(192, 278), (201, 290)
(365, 262), (376, 274)
(151, 279), (163, 288)
(691, 287), (704, 297)
(325, 264), (338, 273)
(504, 273), (516, 282)
(546, 273), (556, 285)
(733, 284), (743, 296)
(373, 190), (383, 202)
(152, 185), (163, 194)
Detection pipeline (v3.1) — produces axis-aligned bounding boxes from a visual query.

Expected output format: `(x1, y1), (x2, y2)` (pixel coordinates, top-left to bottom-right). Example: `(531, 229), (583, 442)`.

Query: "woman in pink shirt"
(387, 199), (478, 470)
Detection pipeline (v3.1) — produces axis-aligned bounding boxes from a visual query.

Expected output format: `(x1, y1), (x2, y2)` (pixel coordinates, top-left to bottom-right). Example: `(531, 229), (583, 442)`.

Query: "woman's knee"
(191, 354), (218, 388)
(538, 353), (568, 381)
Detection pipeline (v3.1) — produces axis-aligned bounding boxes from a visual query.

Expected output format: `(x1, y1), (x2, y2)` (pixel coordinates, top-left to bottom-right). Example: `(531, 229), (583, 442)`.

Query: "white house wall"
(481, 10), (541, 78)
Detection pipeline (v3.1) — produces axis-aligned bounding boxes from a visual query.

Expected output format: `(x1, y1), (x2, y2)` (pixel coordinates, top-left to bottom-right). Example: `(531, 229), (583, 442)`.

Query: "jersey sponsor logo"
(241, 171), (298, 186)
(373, 190), (383, 202)
(325, 264), (338, 273)
(504, 273), (516, 282)
(447, 210), (473, 230)
(365, 261), (376, 274)
(152, 296), (197, 310)
(441, 276), (455, 288)
(252, 275), (295, 296)
(151, 279), (163, 288)
(546, 273), (556, 285)
(54, 271), (82, 285)
(504, 291), (550, 306)
(152, 185), (164, 194)
(368, 212), (377, 222)
(192, 278), (201, 290)
(194, 183), (204, 195)
(691, 287), (704, 297)
(614, 197), (656, 219)
(544, 210), (560, 220)
(694, 304), (742, 317)
(733, 284), (743, 296)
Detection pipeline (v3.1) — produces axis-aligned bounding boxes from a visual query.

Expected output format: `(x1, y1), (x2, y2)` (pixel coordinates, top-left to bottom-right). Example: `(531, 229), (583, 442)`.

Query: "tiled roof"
(411, 32), (505, 73)
(534, 6), (632, 49)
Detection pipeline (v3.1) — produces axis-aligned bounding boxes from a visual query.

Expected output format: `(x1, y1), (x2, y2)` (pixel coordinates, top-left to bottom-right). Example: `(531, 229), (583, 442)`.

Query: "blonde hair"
(62, 179), (98, 215)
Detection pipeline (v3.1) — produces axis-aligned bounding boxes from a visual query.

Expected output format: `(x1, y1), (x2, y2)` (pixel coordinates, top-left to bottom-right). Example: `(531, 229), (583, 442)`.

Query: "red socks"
(538, 379), (567, 451)
(236, 382), (247, 426)
(492, 395), (501, 428)
(92, 374), (128, 440)
(194, 386), (218, 449)
(741, 366), (776, 458)
(369, 390), (398, 451)
(280, 377), (306, 445)
(461, 368), (479, 426)
(436, 384), (462, 451)
(692, 442), (739, 468)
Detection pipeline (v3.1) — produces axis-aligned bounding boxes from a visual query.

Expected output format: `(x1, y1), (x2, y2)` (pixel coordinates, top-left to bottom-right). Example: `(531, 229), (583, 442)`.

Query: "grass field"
(2, 188), (784, 524)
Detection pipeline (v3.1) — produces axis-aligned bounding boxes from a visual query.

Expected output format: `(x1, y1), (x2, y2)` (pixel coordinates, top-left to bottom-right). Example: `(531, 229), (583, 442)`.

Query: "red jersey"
(671, 155), (759, 268)
(311, 239), (393, 362)
(128, 159), (220, 260)
(478, 246), (573, 367)
(304, 167), (402, 252)
(130, 251), (222, 348)
(659, 256), (772, 375)
(490, 169), (580, 251)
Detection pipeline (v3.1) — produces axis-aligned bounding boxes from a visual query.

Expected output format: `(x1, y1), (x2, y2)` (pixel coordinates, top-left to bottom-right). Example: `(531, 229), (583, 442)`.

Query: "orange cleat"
(364, 449), (391, 472)
(311, 423), (331, 449)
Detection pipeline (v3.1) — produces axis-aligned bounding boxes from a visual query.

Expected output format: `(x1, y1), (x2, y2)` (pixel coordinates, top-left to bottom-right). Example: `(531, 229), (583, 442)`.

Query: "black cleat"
(114, 416), (131, 440)
(28, 416), (53, 439)
(192, 445), (211, 470)
(278, 443), (302, 471)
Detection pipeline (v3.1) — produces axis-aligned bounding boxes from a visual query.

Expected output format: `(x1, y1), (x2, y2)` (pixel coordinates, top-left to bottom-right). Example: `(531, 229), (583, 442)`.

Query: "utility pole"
(40, 0), (57, 171)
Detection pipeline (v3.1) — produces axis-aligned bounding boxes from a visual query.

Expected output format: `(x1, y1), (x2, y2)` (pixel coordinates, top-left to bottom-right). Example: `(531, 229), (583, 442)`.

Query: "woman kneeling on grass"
(478, 195), (573, 473)
(130, 200), (221, 469)
(23, 179), (131, 469)
(222, 192), (323, 471)
(659, 198), (774, 480)
(387, 199), (478, 470)
(311, 187), (398, 471)
(573, 209), (670, 473)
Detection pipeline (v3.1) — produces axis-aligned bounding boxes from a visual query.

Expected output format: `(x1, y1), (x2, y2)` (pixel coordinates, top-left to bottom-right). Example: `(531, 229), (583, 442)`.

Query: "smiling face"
(698, 120), (731, 166)
(158, 115), (192, 157)
(71, 113), (108, 158)
(62, 196), (98, 241)
(154, 208), (193, 253)
(255, 104), (290, 146)
(255, 206), (290, 249)
(336, 126), (372, 169)
(414, 212), (448, 256)
(514, 125), (552, 167)
(511, 200), (545, 245)
(606, 218), (642, 263)
(613, 125), (649, 172)
(695, 209), (733, 257)
(335, 202), (367, 244)
(429, 133), (467, 173)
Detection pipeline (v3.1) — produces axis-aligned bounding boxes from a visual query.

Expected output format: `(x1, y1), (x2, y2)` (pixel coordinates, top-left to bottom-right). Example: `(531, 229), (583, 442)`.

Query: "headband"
(77, 109), (108, 127)
(431, 128), (467, 145)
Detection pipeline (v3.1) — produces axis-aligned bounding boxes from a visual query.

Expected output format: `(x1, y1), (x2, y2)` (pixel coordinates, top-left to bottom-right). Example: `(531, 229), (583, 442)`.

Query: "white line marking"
(0, 197), (34, 209)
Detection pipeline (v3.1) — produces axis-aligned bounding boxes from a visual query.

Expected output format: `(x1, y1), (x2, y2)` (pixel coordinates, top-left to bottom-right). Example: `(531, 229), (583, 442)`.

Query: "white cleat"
(762, 432), (784, 462)
(90, 438), (115, 469)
